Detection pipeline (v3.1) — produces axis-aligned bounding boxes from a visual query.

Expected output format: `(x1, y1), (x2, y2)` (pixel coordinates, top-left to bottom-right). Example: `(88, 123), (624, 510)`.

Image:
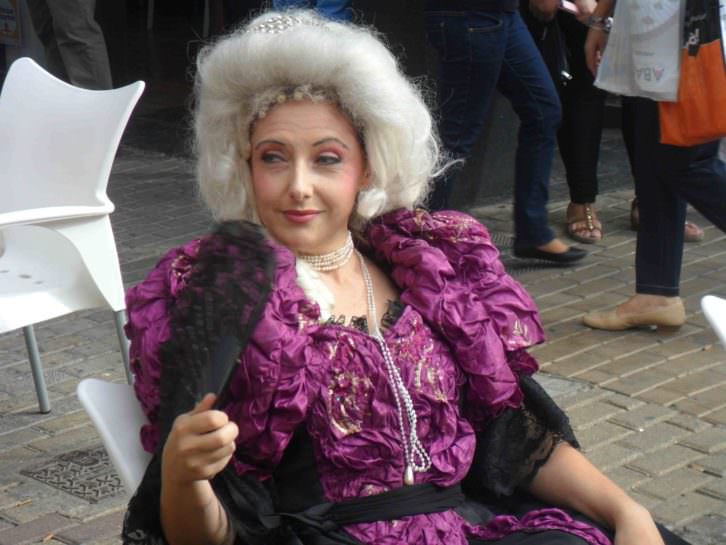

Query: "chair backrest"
(77, 378), (152, 495)
(0, 57), (145, 215)
(701, 295), (726, 347)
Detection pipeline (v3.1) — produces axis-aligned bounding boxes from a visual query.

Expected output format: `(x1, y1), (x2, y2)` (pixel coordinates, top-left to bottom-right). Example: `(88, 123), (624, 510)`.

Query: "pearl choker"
(298, 232), (354, 272)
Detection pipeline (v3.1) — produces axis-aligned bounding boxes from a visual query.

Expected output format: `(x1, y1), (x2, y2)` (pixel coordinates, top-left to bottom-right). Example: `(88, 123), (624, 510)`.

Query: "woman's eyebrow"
(313, 137), (349, 149)
(253, 139), (286, 149)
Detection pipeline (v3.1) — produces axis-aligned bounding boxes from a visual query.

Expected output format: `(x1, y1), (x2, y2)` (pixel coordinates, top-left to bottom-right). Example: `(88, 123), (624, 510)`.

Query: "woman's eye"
(317, 154), (341, 166)
(261, 152), (284, 163)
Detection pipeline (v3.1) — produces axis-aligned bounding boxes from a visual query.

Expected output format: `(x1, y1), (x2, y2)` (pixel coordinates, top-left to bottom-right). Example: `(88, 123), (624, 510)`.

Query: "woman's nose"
(289, 162), (313, 201)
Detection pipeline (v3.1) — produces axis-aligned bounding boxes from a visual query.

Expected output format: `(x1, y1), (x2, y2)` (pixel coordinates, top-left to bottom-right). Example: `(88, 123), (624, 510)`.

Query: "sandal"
(566, 203), (603, 244)
(631, 198), (704, 242)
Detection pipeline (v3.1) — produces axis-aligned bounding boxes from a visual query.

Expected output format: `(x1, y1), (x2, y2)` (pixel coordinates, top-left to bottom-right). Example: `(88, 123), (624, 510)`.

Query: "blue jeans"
(272, 0), (352, 21)
(425, 10), (561, 248)
(622, 98), (726, 296)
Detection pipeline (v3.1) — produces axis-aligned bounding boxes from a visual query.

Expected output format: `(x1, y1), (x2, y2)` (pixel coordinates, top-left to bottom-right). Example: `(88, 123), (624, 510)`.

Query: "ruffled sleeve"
(125, 236), (322, 479)
(366, 209), (546, 428)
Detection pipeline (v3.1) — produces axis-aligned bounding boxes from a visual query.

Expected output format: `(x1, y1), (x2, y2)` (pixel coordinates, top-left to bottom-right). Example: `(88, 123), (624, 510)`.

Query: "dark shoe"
(513, 245), (587, 263)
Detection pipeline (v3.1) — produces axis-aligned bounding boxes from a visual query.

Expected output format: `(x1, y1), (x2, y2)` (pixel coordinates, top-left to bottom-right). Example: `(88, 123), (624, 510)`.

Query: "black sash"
(265, 483), (464, 537)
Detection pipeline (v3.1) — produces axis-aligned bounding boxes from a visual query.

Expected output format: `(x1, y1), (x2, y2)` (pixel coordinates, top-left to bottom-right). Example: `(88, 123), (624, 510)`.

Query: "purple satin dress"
(126, 209), (611, 545)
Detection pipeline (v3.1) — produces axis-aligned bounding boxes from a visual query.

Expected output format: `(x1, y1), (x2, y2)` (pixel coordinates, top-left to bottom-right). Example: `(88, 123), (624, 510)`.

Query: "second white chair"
(0, 58), (145, 412)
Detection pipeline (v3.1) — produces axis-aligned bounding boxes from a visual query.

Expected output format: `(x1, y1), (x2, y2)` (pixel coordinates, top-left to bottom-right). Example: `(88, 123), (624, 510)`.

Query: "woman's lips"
(283, 210), (320, 223)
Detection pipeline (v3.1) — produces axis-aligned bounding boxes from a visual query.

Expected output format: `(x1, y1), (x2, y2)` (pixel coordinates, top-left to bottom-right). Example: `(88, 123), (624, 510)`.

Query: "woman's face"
(249, 100), (368, 255)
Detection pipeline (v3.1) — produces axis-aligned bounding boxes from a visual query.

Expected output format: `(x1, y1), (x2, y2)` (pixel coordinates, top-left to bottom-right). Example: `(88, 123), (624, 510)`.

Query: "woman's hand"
(612, 501), (665, 545)
(584, 26), (609, 77)
(574, 0), (598, 23)
(530, 0), (560, 22)
(162, 393), (239, 485)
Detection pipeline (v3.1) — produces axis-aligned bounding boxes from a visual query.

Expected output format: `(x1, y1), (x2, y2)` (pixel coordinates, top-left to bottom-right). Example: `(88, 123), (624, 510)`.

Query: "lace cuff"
(464, 376), (578, 497)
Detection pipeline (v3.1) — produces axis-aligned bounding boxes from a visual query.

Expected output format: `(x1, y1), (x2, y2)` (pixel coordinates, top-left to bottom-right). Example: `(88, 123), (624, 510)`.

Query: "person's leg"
(26, 0), (69, 82)
(557, 13), (605, 244)
(669, 141), (726, 233)
(272, 0), (313, 9)
(314, 0), (352, 21)
(46, 0), (112, 89)
(584, 97), (687, 330)
(496, 12), (560, 249)
(557, 13), (604, 205)
(424, 10), (506, 211)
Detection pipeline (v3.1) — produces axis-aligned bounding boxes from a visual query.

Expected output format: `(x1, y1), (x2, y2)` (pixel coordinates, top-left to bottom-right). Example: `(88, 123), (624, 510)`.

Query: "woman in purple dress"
(121, 9), (687, 545)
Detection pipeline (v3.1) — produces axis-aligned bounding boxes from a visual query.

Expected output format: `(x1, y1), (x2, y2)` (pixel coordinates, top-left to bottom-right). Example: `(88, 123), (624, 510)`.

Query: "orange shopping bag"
(659, 0), (726, 147)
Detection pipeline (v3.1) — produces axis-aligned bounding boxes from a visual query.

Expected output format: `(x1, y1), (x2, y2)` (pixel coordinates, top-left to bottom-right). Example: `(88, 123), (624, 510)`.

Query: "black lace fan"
(123, 222), (282, 545)
(156, 221), (276, 444)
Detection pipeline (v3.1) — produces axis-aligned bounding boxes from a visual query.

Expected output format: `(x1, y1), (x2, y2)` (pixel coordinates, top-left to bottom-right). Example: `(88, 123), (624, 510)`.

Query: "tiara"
(248, 14), (325, 34)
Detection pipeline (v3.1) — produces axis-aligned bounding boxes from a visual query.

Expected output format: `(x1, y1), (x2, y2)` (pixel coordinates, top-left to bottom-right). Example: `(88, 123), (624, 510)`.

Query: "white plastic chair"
(701, 295), (726, 347)
(77, 378), (152, 495)
(0, 57), (145, 413)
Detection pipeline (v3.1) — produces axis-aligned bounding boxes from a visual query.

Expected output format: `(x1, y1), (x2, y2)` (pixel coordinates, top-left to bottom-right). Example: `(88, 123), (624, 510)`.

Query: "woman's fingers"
(162, 397), (239, 484)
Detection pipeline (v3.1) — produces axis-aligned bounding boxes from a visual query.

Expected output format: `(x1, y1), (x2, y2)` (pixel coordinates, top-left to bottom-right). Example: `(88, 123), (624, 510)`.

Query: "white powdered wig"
(193, 9), (444, 231)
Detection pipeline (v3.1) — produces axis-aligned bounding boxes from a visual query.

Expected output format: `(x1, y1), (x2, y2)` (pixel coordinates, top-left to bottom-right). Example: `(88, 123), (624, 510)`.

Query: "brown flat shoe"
(567, 203), (602, 244)
(583, 298), (686, 331)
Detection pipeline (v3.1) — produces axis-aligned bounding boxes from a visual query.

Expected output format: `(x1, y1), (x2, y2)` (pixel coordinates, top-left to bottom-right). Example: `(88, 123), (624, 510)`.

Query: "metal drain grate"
(21, 446), (122, 502)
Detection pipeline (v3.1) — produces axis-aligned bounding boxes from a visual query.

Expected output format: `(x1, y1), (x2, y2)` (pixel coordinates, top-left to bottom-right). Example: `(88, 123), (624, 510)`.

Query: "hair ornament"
(248, 13), (325, 34)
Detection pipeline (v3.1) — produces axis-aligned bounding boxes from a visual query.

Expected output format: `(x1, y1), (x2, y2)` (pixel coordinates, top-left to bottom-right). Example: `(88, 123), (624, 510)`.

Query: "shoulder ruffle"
(126, 233), (321, 478)
(366, 209), (546, 426)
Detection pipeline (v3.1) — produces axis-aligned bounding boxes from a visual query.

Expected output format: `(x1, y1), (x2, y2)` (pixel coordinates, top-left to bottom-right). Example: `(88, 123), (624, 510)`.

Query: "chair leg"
(23, 325), (51, 414)
(113, 310), (133, 384)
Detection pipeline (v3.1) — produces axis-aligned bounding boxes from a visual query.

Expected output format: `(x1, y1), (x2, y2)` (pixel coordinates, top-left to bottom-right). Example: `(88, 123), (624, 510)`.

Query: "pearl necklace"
(298, 231), (354, 272)
(357, 250), (432, 485)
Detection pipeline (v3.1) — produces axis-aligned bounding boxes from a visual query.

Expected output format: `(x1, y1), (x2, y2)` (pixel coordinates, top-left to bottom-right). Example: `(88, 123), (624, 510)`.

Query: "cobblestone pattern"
(0, 143), (724, 544)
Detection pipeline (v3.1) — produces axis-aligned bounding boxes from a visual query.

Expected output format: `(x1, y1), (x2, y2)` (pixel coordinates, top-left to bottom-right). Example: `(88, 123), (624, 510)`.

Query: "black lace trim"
(321, 299), (405, 334)
(463, 376), (579, 498)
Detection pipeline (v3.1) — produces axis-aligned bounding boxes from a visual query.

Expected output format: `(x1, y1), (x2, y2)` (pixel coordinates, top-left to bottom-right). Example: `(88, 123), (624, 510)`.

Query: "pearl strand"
(357, 250), (432, 485)
(298, 232), (354, 272)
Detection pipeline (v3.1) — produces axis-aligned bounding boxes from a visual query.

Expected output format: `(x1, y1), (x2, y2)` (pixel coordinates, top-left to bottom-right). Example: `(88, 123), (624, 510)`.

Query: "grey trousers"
(27, 0), (112, 90)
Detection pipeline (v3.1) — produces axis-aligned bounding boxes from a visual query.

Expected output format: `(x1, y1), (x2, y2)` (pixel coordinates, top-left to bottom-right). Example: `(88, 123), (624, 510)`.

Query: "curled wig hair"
(193, 9), (444, 229)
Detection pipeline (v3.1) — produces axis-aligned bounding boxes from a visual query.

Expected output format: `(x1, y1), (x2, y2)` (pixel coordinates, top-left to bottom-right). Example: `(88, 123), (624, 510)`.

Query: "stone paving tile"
(679, 428), (726, 454)
(667, 413), (716, 433)
(700, 477), (726, 501)
(608, 403), (677, 431)
(55, 510), (124, 544)
(606, 465), (651, 491)
(605, 368), (678, 397)
(584, 442), (643, 472)
(567, 400), (626, 429)
(673, 388), (726, 418)
(628, 444), (706, 476)
(636, 387), (687, 407)
(0, 513), (75, 545)
(676, 514), (726, 545)
(692, 452), (726, 477)
(619, 422), (692, 453)
(704, 406), (726, 426)
(575, 421), (634, 450)
(652, 492), (726, 527)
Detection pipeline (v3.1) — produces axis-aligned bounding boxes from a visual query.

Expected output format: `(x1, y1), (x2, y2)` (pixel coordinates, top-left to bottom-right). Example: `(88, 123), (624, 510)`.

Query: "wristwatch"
(586, 15), (614, 33)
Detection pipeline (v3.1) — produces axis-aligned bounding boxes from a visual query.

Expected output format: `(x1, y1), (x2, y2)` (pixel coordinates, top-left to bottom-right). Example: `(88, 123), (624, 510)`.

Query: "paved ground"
(0, 132), (725, 545)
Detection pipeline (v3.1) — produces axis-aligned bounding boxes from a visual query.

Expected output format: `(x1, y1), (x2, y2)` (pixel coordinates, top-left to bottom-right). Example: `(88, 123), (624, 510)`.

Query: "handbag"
(659, 0), (726, 146)
(595, 0), (684, 101)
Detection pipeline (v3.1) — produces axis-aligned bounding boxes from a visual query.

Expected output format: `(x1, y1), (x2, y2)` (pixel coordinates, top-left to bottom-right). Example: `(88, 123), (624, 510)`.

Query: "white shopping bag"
(596, 0), (685, 101)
